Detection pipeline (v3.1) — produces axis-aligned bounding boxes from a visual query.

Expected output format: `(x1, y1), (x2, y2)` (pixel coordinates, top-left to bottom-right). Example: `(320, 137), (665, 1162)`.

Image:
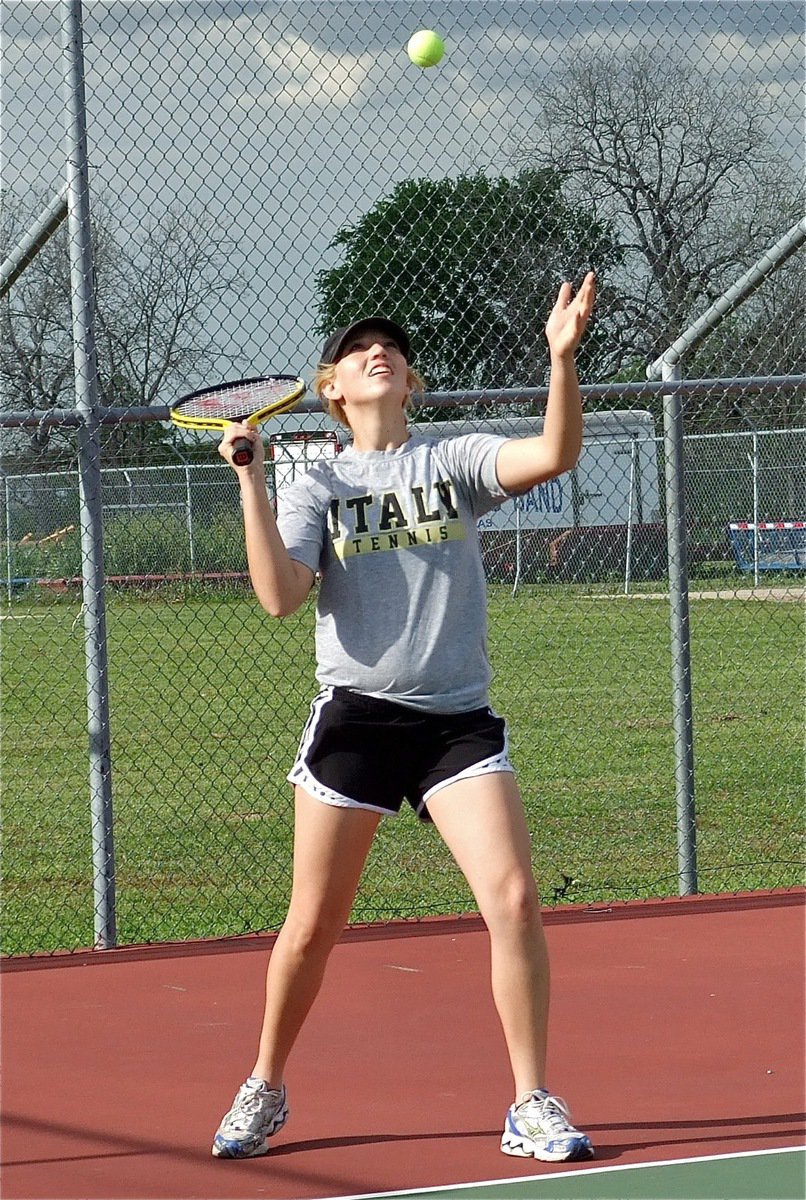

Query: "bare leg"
(253, 788), (380, 1086)
(426, 773), (550, 1100)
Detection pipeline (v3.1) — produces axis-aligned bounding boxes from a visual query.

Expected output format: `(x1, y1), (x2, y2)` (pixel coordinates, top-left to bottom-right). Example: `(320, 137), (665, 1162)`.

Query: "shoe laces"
(519, 1090), (575, 1134)
(227, 1080), (278, 1132)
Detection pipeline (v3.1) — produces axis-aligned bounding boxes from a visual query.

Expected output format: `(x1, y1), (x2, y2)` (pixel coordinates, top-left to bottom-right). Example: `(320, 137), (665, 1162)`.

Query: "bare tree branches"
(1, 195), (243, 417)
(515, 44), (802, 381)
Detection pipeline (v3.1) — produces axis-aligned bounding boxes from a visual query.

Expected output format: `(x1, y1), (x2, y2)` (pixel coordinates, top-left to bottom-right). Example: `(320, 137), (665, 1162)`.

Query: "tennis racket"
(170, 374), (306, 466)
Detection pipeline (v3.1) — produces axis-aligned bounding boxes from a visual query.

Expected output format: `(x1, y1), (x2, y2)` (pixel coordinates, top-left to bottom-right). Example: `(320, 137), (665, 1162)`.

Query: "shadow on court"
(2, 891), (803, 1199)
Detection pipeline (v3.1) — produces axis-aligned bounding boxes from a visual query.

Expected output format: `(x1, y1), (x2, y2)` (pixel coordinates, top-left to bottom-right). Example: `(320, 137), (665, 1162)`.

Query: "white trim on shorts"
(287, 689), (515, 819)
(417, 728), (515, 816)
(287, 687), (399, 817)
(289, 760), (398, 817)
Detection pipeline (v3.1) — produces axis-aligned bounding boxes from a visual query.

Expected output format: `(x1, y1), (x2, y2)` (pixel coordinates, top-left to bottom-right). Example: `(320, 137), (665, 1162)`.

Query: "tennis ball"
(406, 29), (445, 68)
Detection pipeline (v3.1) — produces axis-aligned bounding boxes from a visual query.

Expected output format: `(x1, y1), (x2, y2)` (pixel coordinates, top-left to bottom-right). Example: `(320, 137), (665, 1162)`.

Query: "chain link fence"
(5, 425), (805, 590)
(2, 1), (804, 954)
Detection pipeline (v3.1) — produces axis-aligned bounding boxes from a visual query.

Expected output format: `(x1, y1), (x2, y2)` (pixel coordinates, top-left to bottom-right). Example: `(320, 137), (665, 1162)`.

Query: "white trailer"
(268, 411), (661, 590)
(421, 410), (661, 591)
(421, 410), (660, 532)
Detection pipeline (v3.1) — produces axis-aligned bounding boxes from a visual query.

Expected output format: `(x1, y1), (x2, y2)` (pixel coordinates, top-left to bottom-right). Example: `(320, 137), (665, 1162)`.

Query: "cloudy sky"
(4, 0), (803, 403)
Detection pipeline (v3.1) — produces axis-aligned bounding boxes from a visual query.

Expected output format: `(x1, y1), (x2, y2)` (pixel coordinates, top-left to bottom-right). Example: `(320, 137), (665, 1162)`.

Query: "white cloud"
(4, 0), (803, 385)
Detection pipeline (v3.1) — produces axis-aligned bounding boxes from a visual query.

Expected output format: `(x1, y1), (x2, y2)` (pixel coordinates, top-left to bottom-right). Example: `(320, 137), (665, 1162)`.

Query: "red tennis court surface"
(2, 891), (804, 1200)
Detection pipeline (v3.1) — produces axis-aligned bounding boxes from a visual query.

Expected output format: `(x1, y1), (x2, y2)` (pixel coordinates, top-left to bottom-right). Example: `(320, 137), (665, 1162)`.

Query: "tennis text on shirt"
(327, 479), (464, 558)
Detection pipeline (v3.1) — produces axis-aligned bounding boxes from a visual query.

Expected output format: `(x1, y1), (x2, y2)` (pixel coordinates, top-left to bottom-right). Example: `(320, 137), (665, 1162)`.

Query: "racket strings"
(177, 381), (298, 421)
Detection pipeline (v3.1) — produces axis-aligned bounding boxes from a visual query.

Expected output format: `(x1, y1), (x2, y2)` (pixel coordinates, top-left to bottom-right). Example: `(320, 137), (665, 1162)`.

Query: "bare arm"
(218, 423), (314, 617)
(496, 271), (596, 493)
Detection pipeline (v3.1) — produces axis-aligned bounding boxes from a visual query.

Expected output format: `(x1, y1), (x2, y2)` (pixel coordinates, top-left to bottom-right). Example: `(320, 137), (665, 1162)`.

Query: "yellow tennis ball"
(406, 29), (445, 68)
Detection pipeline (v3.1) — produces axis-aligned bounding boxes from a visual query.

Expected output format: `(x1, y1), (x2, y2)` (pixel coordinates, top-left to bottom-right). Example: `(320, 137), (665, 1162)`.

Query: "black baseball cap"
(319, 317), (411, 365)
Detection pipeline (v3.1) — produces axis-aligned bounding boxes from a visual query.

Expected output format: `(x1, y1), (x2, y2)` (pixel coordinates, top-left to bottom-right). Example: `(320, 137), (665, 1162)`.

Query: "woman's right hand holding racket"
(218, 422), (264, 469)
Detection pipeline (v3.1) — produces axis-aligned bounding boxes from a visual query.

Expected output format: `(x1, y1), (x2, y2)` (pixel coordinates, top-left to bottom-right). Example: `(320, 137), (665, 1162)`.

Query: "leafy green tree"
(315, 169), (623, 398)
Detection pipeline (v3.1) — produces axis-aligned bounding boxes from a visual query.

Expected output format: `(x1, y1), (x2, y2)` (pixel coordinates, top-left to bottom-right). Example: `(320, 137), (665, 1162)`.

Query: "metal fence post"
(62, 0), (117, 948)
(624, 434), (639, 595)
(750, 431), (760, 586)
(661, 361), (698, 894)
(3, 475), (12, 598)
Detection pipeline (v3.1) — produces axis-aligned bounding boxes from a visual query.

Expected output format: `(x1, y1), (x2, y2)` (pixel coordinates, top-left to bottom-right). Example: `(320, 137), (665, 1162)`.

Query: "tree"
(315, 169), (623, 402)
(513, 44), (804, 397)
(1, 196), (243, 463)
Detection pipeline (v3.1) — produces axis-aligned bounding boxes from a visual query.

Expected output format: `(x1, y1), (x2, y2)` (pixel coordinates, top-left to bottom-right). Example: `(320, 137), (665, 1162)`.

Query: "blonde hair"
(313, 361), (426, 430)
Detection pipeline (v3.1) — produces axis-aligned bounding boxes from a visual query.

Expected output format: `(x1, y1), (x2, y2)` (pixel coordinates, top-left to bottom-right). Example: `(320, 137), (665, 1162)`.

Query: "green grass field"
(2, 584), (803, 954)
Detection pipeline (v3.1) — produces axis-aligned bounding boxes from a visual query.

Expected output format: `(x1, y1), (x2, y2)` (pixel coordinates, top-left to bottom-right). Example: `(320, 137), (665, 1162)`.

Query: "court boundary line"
(325, 1145), (806, 1200)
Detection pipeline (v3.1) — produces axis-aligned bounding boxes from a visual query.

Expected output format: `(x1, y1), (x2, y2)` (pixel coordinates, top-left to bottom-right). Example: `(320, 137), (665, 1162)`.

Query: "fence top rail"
(681, 426), (806, 444)
(1, 375), (805, 431)
(1, 462), (235, 485)
(3, 425), (801, 486)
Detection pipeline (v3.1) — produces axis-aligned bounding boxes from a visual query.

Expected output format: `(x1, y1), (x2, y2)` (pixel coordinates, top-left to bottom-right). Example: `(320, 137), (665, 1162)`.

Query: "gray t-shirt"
(275, 430), (511, 712)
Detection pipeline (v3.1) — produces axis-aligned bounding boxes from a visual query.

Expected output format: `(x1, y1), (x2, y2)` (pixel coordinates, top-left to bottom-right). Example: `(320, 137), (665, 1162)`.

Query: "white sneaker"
(501, 1088), (594, 1162)
(212, 1077), (289, 1158)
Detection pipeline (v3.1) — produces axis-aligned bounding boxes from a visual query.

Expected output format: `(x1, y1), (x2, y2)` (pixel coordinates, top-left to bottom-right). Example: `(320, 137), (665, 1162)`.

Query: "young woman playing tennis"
(213, 271), (597, 1164)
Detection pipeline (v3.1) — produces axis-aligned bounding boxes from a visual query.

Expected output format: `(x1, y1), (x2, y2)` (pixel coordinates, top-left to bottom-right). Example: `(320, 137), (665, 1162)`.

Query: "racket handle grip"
(231, 437), (254, 467)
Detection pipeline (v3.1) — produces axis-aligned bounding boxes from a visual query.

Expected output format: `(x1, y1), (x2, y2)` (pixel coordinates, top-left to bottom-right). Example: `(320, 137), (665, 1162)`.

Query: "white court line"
(0, 615), (69, 622)
(323, 1145), (805, 1200)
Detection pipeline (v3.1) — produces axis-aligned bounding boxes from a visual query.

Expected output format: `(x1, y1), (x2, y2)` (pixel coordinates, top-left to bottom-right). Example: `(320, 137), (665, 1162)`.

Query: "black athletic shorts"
(287, 686), (514, 822)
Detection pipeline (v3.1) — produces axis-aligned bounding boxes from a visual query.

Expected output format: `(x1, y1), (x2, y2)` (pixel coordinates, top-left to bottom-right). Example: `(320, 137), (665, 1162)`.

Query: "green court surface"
(339, 1148), (806, 1200)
